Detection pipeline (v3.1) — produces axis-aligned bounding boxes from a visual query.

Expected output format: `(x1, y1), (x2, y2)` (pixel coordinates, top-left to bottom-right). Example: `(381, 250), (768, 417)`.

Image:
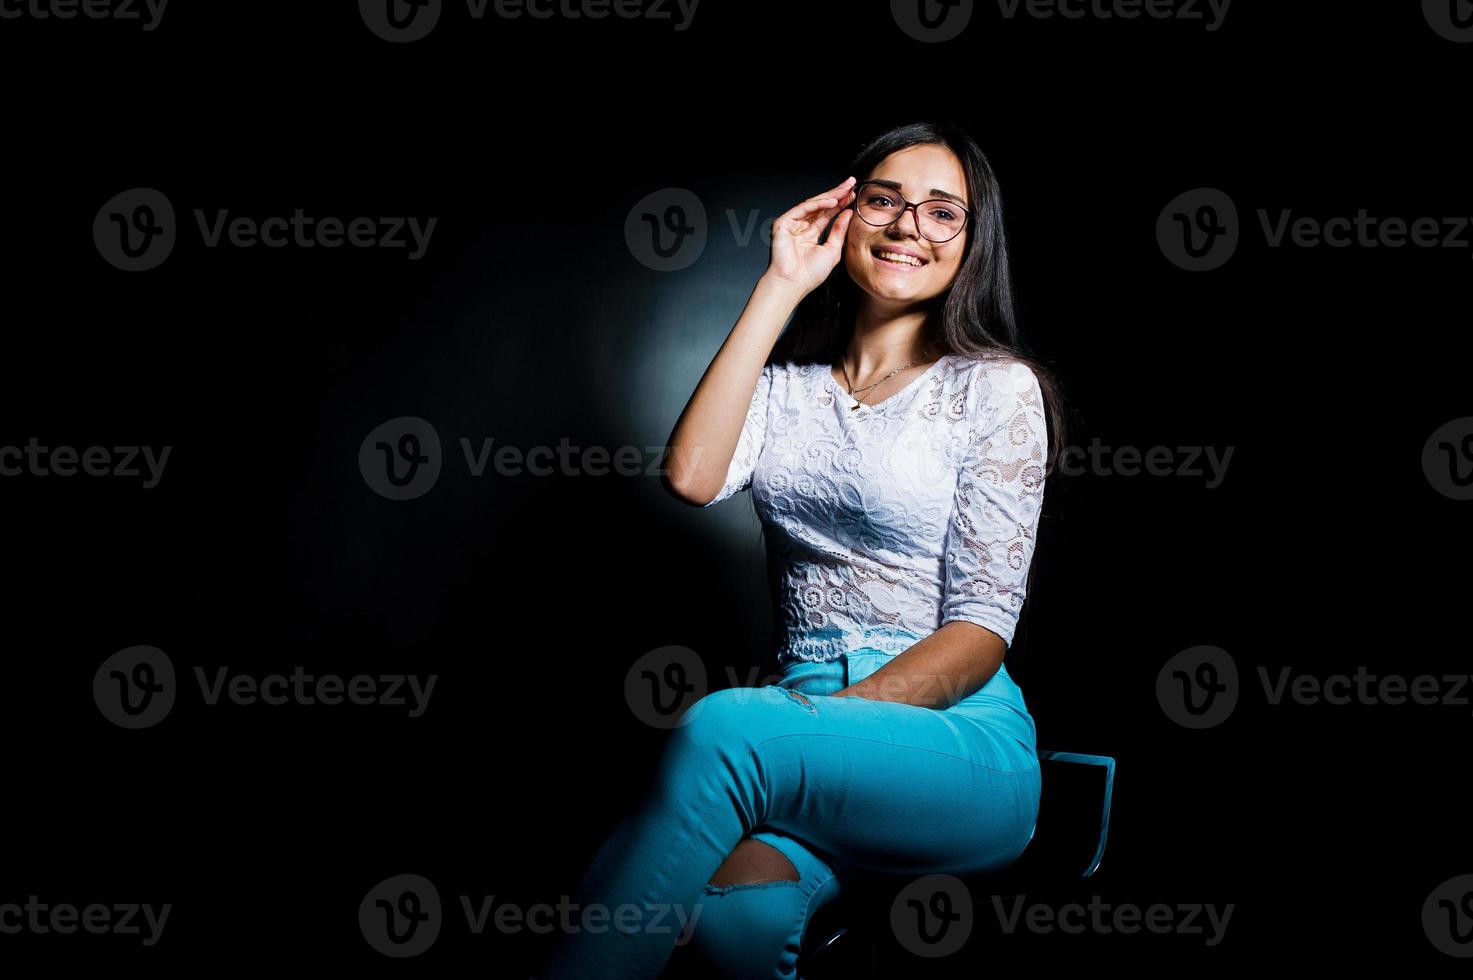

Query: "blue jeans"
(540, 643), (1041, 979)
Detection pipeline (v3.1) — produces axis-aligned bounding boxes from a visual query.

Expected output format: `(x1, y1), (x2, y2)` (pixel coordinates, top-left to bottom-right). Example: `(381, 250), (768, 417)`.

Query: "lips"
(873, 247), (927, 268)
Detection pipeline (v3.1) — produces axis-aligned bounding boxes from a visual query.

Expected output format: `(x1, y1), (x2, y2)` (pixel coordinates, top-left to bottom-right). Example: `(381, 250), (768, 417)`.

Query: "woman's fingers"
(818, 179), (858, 221)
(798, 177), (856, 212)
(777, 196), (853, 247)
(781, 193), (842, 223)
(822, 207), (854, 251)
(823, 175), (857, 200)
(779, 177), (858, 223)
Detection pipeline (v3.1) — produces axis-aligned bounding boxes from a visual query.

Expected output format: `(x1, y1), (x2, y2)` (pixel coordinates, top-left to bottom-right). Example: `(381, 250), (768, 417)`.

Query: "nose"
(884, 205), (924, 241)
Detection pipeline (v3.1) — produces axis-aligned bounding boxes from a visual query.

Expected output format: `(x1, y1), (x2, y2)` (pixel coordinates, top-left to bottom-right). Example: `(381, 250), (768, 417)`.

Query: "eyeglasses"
(849, 180), (971, 244)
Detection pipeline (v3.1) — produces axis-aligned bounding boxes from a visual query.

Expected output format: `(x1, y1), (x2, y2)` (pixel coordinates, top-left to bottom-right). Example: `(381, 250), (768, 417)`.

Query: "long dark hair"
(768, 120), (1071, 652)
(770, 120), (1069, 474)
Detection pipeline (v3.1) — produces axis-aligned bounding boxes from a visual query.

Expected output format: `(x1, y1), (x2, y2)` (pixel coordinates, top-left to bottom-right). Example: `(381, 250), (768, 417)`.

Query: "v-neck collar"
(819, 355), (951, 414)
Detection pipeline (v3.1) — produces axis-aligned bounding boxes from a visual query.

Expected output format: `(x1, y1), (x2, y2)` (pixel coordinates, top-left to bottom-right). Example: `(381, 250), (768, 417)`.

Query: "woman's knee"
(668, 878), (809, 980)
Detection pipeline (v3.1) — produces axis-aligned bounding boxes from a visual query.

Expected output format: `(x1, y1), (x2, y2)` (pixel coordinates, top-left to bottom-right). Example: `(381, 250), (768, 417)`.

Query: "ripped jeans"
(539, 643), (1041, 979)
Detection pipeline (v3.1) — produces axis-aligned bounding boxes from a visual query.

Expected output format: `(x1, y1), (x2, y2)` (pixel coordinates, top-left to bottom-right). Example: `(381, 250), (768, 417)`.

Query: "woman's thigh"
(678, 681), (1041, 878)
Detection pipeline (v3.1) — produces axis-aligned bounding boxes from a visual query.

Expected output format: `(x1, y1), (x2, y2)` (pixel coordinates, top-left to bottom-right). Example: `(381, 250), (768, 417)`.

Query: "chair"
(796, 749), (1116, 978)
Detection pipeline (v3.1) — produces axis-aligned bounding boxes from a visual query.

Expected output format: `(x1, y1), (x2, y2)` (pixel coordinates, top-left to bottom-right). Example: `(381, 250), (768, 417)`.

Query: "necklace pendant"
(849, 402), (862, 412)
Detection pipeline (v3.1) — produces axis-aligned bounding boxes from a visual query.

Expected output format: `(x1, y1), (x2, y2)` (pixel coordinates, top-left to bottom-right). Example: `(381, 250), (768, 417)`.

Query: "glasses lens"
(917, 201), (966, 242)
(854, 184), (966, 242)
(854, 184), (902, 225)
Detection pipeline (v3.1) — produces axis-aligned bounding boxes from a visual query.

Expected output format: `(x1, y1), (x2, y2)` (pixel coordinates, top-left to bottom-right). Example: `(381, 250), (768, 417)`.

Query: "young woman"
(540, 120), (1067, 979)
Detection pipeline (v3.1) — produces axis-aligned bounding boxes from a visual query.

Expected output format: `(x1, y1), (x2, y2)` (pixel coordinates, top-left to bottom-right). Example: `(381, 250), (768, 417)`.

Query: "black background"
(2, 0), (1469, 973)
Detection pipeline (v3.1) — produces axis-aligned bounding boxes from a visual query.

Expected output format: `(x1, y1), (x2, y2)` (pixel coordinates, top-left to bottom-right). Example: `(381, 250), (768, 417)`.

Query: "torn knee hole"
(702, 878), (802, 895)
(709, 838), (802, 890)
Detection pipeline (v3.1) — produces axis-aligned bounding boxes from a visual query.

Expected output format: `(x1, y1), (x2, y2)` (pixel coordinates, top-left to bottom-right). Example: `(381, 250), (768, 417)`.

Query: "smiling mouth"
(872, 248), (927, 268)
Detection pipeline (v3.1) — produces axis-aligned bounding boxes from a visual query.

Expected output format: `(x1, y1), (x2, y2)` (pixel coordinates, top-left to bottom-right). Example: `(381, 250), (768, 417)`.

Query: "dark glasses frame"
(848, 180), (972, 243)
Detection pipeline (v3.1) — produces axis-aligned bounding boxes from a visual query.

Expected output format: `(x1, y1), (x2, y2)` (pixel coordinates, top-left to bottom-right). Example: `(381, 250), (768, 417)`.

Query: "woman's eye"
(929, 207), (957, 222)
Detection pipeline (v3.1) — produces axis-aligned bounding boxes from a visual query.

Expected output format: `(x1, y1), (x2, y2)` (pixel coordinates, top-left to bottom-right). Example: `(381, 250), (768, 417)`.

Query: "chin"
(871, 283), (925, 302)
(857, 273), (931, 299)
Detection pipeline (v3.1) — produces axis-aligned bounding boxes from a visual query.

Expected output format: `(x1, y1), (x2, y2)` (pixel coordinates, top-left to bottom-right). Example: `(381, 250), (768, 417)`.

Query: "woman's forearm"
(833, 622), (1006, 709)
(661, 274), (805, 505)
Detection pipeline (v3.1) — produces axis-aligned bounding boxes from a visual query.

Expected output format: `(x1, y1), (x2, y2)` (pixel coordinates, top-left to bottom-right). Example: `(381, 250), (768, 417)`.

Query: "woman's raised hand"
(763, 176), (857, 297)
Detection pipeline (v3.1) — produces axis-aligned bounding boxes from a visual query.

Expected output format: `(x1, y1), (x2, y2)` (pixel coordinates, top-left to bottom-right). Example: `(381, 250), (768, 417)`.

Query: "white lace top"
(703, 353), (1048, 665)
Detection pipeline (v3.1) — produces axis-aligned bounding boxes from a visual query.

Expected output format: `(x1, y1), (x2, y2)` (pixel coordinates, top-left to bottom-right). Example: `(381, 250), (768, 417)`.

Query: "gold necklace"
(840, 344), (938, 411)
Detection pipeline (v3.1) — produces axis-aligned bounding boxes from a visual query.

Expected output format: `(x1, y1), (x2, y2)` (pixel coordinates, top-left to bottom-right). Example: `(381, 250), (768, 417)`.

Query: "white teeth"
(876, 250), (923, 267)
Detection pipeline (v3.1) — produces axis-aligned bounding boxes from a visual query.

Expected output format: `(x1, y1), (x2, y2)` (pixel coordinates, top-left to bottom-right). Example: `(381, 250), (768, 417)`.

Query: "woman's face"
(843, 144), (971, 309)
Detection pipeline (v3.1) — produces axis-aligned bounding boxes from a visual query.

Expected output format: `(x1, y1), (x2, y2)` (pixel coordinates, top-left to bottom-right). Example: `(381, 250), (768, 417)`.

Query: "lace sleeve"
(940, 360), (1048, 647)
(701, 361), (775, 508)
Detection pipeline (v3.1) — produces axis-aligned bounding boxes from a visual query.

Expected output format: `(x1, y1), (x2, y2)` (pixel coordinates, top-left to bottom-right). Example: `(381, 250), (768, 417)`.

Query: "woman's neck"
(844, 319), (939, 378)
(846, 297), (941, 377)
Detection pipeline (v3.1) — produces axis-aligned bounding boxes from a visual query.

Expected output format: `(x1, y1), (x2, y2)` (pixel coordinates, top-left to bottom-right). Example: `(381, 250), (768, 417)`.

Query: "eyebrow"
(866, 177), (969, 209)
